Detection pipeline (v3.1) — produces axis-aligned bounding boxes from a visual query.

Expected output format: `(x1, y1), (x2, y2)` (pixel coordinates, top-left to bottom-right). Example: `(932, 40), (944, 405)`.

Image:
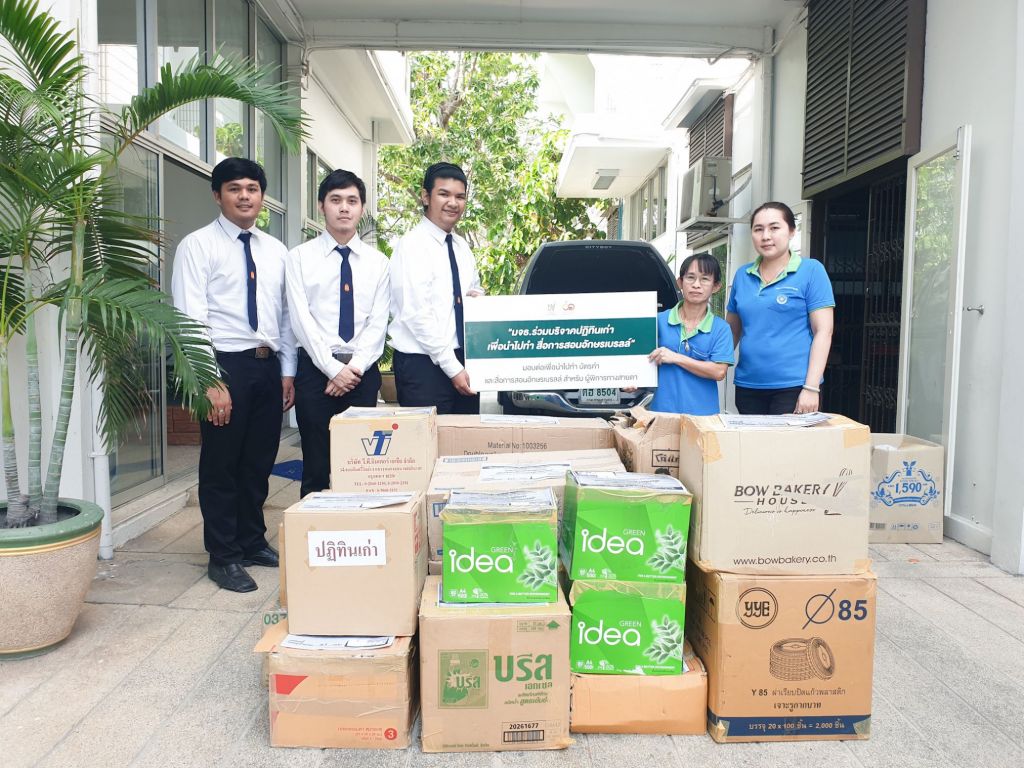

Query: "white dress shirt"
(388, 217), (483, 378)
(285, 231), (390, 379)
(171, 214), (297, 377)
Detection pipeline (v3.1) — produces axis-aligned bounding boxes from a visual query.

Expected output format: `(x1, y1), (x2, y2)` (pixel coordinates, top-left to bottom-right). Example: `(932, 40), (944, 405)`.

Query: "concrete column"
(990, 1), (1024, 575)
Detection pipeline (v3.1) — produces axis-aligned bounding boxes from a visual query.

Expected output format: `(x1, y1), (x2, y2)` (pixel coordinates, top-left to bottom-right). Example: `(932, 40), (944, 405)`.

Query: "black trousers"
(294, 348), (381, 497)
(734, 385), (804, 415)
(393, 348), (479, 415)
(198, 351), (283, 565)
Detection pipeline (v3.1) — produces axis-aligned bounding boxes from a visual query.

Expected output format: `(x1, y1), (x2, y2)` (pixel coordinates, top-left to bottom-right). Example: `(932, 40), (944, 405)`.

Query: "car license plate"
(578, 388), (620, 405)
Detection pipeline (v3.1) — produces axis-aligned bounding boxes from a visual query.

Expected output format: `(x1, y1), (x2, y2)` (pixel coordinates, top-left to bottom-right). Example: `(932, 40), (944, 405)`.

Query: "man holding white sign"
(389, 162), (484, 414)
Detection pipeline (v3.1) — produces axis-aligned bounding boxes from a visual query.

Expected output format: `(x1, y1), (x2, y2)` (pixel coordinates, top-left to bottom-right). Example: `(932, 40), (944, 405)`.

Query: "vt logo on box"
(361, 423), (398, 456)
(872, 460), (939, 507)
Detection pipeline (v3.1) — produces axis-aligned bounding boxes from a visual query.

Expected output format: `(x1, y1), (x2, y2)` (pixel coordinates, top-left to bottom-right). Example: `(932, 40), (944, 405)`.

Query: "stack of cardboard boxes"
(559, 472), (707, 734)
(678, 414), (877, 743)
(418, 488), (572, 752)
(255, 407), (437, 749)
(253, 402), (901, 750)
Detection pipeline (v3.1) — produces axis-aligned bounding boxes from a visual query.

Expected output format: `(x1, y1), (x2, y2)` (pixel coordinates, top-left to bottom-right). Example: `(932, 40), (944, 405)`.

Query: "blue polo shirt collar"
(746, 250), (803, 287)
(667, 304), (715, 340)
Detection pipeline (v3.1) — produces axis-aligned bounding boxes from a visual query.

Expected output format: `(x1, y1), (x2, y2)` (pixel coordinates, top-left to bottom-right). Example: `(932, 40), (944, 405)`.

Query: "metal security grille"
(859, 173), (905, 432)
(817, 167), (905, 431)
(802, 0), (925, 197)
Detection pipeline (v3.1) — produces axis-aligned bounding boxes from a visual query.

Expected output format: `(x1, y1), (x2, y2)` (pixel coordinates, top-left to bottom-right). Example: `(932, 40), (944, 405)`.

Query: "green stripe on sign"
(465, 318), (655, 359)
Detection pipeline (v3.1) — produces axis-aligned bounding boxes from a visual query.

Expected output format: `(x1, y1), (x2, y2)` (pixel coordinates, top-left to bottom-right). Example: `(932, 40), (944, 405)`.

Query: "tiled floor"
(3, 439), (1023, 767)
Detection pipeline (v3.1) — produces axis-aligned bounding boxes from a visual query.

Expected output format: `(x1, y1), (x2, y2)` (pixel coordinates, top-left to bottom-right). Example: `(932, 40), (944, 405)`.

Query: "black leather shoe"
(208, 562), (258, 592)
(242, 545), (279, 568)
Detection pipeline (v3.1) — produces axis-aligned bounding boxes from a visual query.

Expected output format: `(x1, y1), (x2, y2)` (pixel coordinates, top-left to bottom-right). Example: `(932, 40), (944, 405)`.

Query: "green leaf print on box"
(646, 525), (687, 575)
(518, 541), (557, 591)
(643, 614), (684, 663)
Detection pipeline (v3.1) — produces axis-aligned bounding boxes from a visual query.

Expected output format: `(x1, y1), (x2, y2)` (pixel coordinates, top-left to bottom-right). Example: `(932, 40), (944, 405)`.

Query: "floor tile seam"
(975, 577), (1024, 608)
(0, 603), (142, 722)
(125, 595), (279, 767)
(29, 603), (196, 768)
(859, 684), (956, 766)
(877, 578), (1024, 682)
(874, 625), (1024, 754)
(922, 577), (1024, 642)
(904, 543), (941, 561)
(205, 699), (265, 768)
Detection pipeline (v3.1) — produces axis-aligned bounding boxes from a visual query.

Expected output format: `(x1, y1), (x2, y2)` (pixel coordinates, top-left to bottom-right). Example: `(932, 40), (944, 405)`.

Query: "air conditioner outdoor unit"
(679, 156), (739, 232)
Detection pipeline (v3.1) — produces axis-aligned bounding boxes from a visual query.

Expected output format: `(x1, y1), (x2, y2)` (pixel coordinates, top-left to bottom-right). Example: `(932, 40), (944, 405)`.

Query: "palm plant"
(0, 0), (305, 527)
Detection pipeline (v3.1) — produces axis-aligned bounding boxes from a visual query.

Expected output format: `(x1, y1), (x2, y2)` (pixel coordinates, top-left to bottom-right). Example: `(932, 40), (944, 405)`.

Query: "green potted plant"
(0, 0), (304, 656)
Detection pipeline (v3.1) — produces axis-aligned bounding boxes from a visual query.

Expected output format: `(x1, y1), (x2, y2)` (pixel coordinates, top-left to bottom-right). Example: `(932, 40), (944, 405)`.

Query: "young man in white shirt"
(389, 162), (483, 414)
(171, 158), (297, 594)
(285, 169), (389, 496)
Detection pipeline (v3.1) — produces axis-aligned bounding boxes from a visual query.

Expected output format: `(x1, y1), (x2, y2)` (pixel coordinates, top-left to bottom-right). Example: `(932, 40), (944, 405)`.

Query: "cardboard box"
(254, 619), (417, 749)
(419, 576), (572, 752)
(278, 522), (287, 610)
(438, 414), (613, 457)
(283, 492), (427, 636)
(679, 414), (870, 574)
(441, 489), (559, 603)
(869, 433), (944, 544)
(329, 406), (437, 494)
(686, 559), (876, 742)
(428, 559), (442, 576)
(426, 448), (625, 559)
(611, 407), (682, 477)
(570, 643), (707, 734)
(561, 472), (691, 584)
(568, 580), (686, 675)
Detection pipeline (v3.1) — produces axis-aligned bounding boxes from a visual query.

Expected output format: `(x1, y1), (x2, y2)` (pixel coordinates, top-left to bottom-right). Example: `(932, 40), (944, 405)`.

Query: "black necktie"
(337, 245), (354, 342)
(238, 231), (257, 331)
(445, 233), (465, 349)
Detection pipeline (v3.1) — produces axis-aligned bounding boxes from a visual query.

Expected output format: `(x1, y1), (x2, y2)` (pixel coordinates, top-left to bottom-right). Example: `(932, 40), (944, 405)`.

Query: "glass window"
(708, 241), (729, 318)
(256, 18), (285, 200)
(648, 177), (660, 239)
(98, 0), (138, 109)
(658, 166), (668, 235)
(640, 182), (651, 241)
(158, 0), (207, 157)
(307, 151), (331, 225)
(214, 0), (249, 163)
(108, 143), (165, 499)
(256, 208), (284, 239)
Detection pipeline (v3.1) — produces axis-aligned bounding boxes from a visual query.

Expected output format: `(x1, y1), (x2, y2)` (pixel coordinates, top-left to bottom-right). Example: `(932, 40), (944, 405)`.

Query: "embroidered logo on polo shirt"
(776, 295), (788, 305)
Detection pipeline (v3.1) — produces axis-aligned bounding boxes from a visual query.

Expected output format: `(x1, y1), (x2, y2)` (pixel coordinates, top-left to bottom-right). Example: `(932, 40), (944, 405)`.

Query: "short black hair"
(422, 162), (468, 195)
(750, 201), (797, 230)
(679, 253), (722, 284)
(211, 157), (267, 194)
(318, 169), (366, 204)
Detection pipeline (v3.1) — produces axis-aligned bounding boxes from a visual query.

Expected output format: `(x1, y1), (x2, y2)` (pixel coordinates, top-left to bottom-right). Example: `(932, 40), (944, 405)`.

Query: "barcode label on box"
(869, 523), (886, 530)
(503, 729), (545, 743)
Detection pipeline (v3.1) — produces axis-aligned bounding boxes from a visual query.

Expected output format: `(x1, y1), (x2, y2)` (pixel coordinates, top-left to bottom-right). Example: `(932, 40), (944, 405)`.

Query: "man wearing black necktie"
(285, 170), (389, 496)
(389, 162), (484, 414)
(171, 158), (296, 593)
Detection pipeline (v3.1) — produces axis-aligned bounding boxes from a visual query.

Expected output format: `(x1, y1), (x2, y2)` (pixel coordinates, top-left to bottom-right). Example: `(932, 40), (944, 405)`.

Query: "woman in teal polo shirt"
(648, 253), (734, 415)
(726, 201), (835, 415)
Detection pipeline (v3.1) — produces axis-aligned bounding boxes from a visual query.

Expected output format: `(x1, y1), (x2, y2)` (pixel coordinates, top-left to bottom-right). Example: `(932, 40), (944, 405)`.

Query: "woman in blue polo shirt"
(726, 201), (835, 415)
(648, 253), (734, 415)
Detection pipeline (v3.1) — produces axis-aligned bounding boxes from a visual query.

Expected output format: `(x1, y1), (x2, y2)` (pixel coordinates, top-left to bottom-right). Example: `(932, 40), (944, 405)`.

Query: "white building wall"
(304, 73), (370, 176)
(920, 0), (1016, 554)
(762, 1), (1024, 572)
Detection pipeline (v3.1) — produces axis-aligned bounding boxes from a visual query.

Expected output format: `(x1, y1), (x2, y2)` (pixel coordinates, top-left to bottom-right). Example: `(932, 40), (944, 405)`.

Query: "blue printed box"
(869, 434), (944, 544)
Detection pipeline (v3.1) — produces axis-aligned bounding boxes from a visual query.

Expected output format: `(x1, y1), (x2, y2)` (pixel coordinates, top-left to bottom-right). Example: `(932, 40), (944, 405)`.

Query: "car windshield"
(522, 243), (679, 311)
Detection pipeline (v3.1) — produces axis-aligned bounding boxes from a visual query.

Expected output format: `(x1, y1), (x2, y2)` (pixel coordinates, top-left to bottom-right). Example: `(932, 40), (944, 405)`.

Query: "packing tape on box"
(844, 425), (870, 448)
